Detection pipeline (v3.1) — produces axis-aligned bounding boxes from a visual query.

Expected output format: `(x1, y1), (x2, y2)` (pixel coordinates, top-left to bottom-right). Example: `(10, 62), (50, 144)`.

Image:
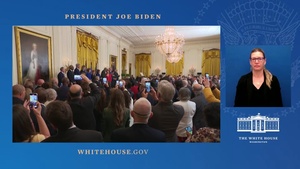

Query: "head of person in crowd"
(192, 83), (203, 96)
(60, 67), (66, 73)
(62, 77), (70, 87)
(13, 84), (26, 101)
(108, 88), (126, 126)
(76, 63), (80, 69)
(41, 82), (51, 89)
(50, 77), (59, 88)
(81, 65), (86, 72)
(23, 79), (35, 92)
(69, 65), (74, 71)
(46, 100), (74, 131)
(96, 88), (108, 113)
(182, 79), (188, 87)
(80, 81), (91, 97)
(157, 80), (175, 102)
(123, 90), (131, 109)
(177, 87), (191, 101)
(13, 104), (35, 142)
(139, 77), (150, 91)
(35, 87), (47, 104)
(36, 79), (45, 87)
(69, 84), (83, 99)
(131, 98), (152, 123)
(45, 88), (57, 103)
(174, 79), (183, 91)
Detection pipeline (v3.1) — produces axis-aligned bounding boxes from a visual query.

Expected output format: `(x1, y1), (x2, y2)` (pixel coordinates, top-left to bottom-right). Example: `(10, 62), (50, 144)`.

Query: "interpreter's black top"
(234, 72), (283, 107)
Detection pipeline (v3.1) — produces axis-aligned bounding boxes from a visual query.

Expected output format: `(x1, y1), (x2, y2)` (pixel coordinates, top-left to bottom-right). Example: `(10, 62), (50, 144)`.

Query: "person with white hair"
(44, 88), (57, 106)
(174, 87), (196, 142)
(148, 80), (184, 142)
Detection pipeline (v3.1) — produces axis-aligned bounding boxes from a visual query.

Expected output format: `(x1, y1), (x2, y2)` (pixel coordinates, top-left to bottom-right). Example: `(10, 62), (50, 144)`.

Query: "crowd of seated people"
(12, 64), (221, 143)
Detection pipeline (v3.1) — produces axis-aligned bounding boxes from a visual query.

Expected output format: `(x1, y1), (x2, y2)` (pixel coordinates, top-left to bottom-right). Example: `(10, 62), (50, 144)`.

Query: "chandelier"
(166, 49), (184, 64)
(155, 27), (185, 63)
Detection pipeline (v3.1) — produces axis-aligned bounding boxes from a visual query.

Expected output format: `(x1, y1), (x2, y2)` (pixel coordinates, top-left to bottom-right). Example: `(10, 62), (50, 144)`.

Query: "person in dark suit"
(74, 63), (81, 75)
(111, 98), (166, 142)
(13, 84), (26, 105)
(190, 83), (208, 131)
(56, 77), (70, 101)
(57, 67), (66, 87)
(67, 65), (75, 84)
(42, 100), (103, 142)
(147, 80), (184, 142)
(68, 74), (101, 130)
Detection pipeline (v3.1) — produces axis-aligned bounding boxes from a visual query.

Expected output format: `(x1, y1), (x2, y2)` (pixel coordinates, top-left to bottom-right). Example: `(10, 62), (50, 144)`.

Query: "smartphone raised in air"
(145, 81), (151, 93)
(185, 126), (193, 134)
(29, 93), (38, 108)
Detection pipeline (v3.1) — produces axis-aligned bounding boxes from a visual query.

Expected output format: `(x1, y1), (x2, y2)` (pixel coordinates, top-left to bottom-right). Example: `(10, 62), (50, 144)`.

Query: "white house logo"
(237, 113), (279, 133)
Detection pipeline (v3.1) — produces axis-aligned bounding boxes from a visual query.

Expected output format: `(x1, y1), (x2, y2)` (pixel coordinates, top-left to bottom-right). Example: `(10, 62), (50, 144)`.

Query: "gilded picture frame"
(14, 27), (53, 84)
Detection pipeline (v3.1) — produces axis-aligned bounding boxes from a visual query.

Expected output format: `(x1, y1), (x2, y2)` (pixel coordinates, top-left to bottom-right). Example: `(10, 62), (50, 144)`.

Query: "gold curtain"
(135, 53), (151, 77)
(77, 30), (99, 70)
(201, 49), (220, 76)
(165, 57), (184, 76)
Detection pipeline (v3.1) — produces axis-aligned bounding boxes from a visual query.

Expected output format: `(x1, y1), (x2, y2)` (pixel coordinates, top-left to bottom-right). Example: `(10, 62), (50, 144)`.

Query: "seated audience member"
(191, 84), (208, 131)
(101, 88), (130, 142)
(13, 84), (26, 105)
(56, 77), (70, 101)
(174, 87), (196, 142)
(186, 102), (220, 143)
(111, 98), (166, 142)
(42, 101), (103, 142)
(44, 88), (57, 106)
(148, 80), (184, 142)
(202, 78), (220, 103)
(68, 74), (100, 130)
(13, 102), (50, 142)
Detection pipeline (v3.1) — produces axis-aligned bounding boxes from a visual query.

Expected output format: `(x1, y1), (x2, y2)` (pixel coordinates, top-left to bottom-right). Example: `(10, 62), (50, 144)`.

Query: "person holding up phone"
(13, 101), (50, 142)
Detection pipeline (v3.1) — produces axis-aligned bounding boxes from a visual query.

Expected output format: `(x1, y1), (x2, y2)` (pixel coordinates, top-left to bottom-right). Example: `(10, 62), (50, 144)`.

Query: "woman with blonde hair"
(101, 88), (130, 142)
(234, 48), (283, 107)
